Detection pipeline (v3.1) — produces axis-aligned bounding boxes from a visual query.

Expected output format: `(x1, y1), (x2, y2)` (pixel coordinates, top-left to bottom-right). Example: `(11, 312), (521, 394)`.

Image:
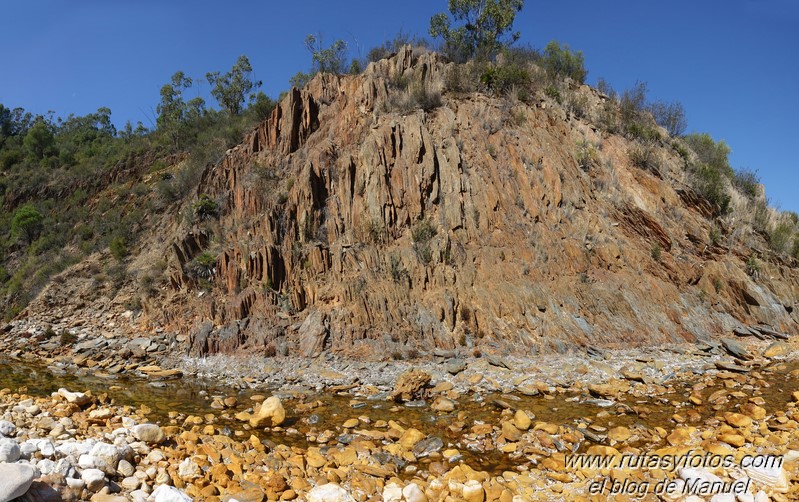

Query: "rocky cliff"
(21, 47), (799, 360)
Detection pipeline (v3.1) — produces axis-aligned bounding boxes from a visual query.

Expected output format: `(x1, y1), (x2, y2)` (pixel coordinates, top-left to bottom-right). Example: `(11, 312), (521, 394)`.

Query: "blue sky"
(1, 0), (797, 212)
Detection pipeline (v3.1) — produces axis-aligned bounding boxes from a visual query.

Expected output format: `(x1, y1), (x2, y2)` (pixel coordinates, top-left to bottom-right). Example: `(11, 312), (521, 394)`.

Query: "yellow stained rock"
(740, 403), (766, 420)
(724, 412), (752, 428)
(513, 410), (531, 431)
(666, 428), (691, 446)
(533, 422), (558, 434)
(607, 426), (632, 443)
(501, 421), (522, 441)
(462, 480), (485, 502)
(718, 433), (746, 447)
(399, 428), (426, 449)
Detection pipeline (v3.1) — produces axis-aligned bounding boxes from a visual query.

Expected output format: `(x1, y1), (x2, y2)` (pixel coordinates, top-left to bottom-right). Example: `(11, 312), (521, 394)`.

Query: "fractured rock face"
(20, 46), (799, 359)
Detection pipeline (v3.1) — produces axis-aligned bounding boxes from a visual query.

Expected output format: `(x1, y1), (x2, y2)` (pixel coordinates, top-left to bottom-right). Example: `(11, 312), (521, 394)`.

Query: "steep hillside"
(17, 47), (799, 359)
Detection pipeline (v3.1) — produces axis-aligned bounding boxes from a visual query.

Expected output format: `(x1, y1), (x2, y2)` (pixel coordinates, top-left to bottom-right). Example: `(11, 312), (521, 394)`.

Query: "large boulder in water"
(249, 396), (286, 428)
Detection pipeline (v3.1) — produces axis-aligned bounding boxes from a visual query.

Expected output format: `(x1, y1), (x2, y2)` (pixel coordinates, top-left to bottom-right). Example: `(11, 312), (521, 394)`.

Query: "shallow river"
(1, 356), (796, 473)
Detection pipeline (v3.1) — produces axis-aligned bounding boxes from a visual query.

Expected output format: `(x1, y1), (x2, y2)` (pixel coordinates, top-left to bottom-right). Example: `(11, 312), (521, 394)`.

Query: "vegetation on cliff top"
(0, 0), (796, 321)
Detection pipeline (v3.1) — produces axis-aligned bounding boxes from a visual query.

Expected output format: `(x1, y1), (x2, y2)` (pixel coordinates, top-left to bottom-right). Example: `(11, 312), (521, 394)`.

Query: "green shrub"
(411, 218), (436, 243)
(648, 100), (686, 137)
(650, 244), (662, 262)
(110, 236), (128, 261)
(11, 204), (44, 245)
(745, 254), (760, 278)
(564, 90), (589, 118)
(596, 78), (616, 99)
(576, 140), (598, 171)
(733, 168), (760, 199)
(389, 254), (408, 283)
(365, 219), (387, 244)
(445, 63), (481, 93)
(123, 296), (142, 311)
(367, 31), (430, 62)
(60, 330), (78, 346)
(672, 141), (690, 164)
(792, 235), (799, 260)
(387, 82), (442, 113)
(770, 222), (794, 254)
(544, 85), (562, 104)
(188, 251), (216, 279)
(709, 225), (722, 246)
(683, 133), (733, 178)
(480, 63), (530, 93)
(193, 194), (220, 220)
(619, 81), (648, 130)
(752, 201), (770, 233)
(690, 164), (731, 215)
(411, 219), (436, 266)
(625, 123), (661, 143)
(429, 0), (524, 62)
(542, 41), (587, 83)
(416, 243), (433, 265)
(628, 143), (659, 172)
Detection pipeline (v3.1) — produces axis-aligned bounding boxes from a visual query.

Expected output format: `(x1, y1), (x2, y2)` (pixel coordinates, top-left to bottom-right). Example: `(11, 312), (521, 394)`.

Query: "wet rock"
(57, 388), (91, 406)
(491, 399), (511, 410)
(607, 426), (632, 442)
(431, 397), (455, 412)
(390, 369), (431, 402)
(399, 428), (426, 449)
(0, 463), (37, 501)
(513, 410), (531, 431)
(501, 421), (522, 441)
(723, 412), (752, 428)
(249, 396), (286, 428)
(412, 436), (444, 457)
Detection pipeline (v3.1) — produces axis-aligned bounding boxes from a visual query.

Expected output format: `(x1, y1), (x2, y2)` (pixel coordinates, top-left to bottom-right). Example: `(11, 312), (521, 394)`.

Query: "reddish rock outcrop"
(20, 47), (799, 359)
